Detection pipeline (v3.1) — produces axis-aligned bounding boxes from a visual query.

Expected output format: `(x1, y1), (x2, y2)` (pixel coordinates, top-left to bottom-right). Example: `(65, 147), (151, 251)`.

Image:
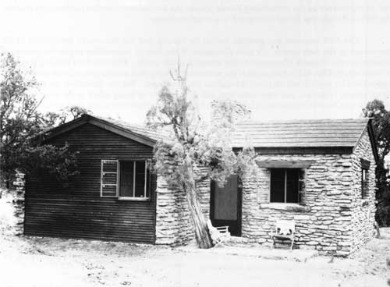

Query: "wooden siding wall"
(24, 123), (156, 243)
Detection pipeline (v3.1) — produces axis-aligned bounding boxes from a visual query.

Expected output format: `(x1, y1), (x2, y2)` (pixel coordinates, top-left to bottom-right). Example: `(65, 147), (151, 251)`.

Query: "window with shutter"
(100, 160), (151, 199)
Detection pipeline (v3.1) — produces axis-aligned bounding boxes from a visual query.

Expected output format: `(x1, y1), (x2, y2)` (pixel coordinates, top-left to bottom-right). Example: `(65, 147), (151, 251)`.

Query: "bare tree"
(147, 63), (258, 248)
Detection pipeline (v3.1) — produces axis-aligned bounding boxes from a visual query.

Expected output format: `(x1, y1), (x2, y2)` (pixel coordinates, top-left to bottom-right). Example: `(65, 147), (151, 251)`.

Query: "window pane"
(270, 169), (285, 203)
(135, 161), (146, 197)
(120, 162), (134, 197)
(286, 169), (299, 203)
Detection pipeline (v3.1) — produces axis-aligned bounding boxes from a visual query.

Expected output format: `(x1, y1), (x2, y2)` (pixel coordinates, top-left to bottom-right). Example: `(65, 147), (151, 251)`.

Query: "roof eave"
(233, 146), (354, 155)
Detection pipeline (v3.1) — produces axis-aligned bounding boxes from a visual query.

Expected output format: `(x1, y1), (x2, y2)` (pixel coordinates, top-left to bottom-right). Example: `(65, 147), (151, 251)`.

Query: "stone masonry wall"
(155, 166), (210, 245)
(350, 129), (376, 253)
(242, 152), (363, 256)
(12, 171), (25, 235)
(155, 175), (192, 245)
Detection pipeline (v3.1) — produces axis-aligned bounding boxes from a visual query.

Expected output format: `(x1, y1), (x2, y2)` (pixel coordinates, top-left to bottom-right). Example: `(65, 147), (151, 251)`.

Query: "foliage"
(363, 99), (390, 156)
(147, 85), (257, 190)
(207, 100), (257, 184)
(1, 52), (41, 180)
(0, 52), (79, 186)
(42, 106), (91, 128)
(18, 144), (79, 184)
(146, 65), (259, 248)
(363, 99), (390, 226)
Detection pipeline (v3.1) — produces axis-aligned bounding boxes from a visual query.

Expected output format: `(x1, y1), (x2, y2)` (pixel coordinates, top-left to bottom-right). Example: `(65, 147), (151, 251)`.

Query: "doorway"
(210, 175), (242, 236)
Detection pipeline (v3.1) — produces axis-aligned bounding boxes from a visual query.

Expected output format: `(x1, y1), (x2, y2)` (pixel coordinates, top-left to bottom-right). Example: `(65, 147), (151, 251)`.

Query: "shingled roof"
(232, 119), (371, 148)
(41, 115), (378, 161)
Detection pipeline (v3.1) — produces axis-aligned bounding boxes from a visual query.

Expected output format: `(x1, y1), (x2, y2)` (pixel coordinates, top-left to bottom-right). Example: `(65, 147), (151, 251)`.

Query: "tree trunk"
(184, 171), (213, 249)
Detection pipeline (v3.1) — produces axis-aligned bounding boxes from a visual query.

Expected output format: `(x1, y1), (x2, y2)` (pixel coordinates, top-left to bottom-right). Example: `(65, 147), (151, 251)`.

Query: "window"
(361, 159), (370, 199)
(361, 169), (368, 198)
(119, 161), (150, 198)
(270, 169), (302, 203)
(101, 160), (151, 199)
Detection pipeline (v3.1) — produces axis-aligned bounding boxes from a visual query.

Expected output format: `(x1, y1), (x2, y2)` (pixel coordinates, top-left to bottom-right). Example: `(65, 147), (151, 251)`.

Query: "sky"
(1, 0), (390, 123)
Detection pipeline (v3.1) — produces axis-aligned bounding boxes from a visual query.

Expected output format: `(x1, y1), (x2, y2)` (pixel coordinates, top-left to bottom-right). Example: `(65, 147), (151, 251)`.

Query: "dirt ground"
(0, 190), (389, 287)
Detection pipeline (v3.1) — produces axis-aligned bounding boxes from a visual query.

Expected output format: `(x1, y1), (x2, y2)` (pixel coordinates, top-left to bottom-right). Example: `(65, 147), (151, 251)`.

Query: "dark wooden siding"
(24, 123), (156, 243)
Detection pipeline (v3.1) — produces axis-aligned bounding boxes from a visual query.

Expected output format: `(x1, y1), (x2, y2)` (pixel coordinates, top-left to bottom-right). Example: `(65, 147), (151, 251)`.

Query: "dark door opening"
(210, 175), (242, 236)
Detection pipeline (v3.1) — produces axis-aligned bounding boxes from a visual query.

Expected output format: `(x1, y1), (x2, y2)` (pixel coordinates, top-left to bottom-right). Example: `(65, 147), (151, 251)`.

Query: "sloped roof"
(91, 115), (165, 142)
(232, 119), (370, 148)
(41, 114), (164, 147)
(41, 115), (378, 161)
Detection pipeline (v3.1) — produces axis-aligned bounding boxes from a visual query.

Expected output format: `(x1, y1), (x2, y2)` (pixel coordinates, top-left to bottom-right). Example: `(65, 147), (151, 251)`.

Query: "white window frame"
(118, 160), (149, 200)
(101, 160), (119, 197)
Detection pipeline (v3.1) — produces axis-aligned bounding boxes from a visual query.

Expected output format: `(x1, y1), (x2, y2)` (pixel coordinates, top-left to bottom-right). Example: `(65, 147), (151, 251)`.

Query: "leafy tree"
(147, 65), (258, 248)
(42, 106), (92, 128)
(18, 144), (79, 185)
(0, 52), (79, 187)
(363, 99), (390, 226)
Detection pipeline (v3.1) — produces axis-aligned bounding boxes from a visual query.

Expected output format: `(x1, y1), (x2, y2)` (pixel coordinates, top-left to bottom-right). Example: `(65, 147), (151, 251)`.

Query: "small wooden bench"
(207, 220), (230, 244)
(271, 220), (295, 250)
(215, 225), (229, 234)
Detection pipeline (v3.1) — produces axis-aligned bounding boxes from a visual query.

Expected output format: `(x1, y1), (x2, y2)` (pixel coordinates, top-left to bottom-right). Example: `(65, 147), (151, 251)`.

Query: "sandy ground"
(0, 190), (389, 287)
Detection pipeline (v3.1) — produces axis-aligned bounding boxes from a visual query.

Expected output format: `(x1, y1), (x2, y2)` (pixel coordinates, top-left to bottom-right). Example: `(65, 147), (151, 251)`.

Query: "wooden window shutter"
(259, 169), (270, 203)
(298, 169), (305, 204)
(361, 168), (369, 198)
(101, 160), (119, 197)
(360, 158), (370, 199)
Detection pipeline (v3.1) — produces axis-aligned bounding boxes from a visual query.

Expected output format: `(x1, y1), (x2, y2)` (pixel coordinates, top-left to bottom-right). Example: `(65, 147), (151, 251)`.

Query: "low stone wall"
(12, 171), (25, 235)
(155, 175), (192, 245)
(155, 167), (210, 246)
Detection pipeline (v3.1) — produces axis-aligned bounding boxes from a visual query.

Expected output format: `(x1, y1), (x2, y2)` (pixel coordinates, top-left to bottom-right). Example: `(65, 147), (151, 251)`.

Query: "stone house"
(158, 119), (379, 256)
(24, 115), (378, 256)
